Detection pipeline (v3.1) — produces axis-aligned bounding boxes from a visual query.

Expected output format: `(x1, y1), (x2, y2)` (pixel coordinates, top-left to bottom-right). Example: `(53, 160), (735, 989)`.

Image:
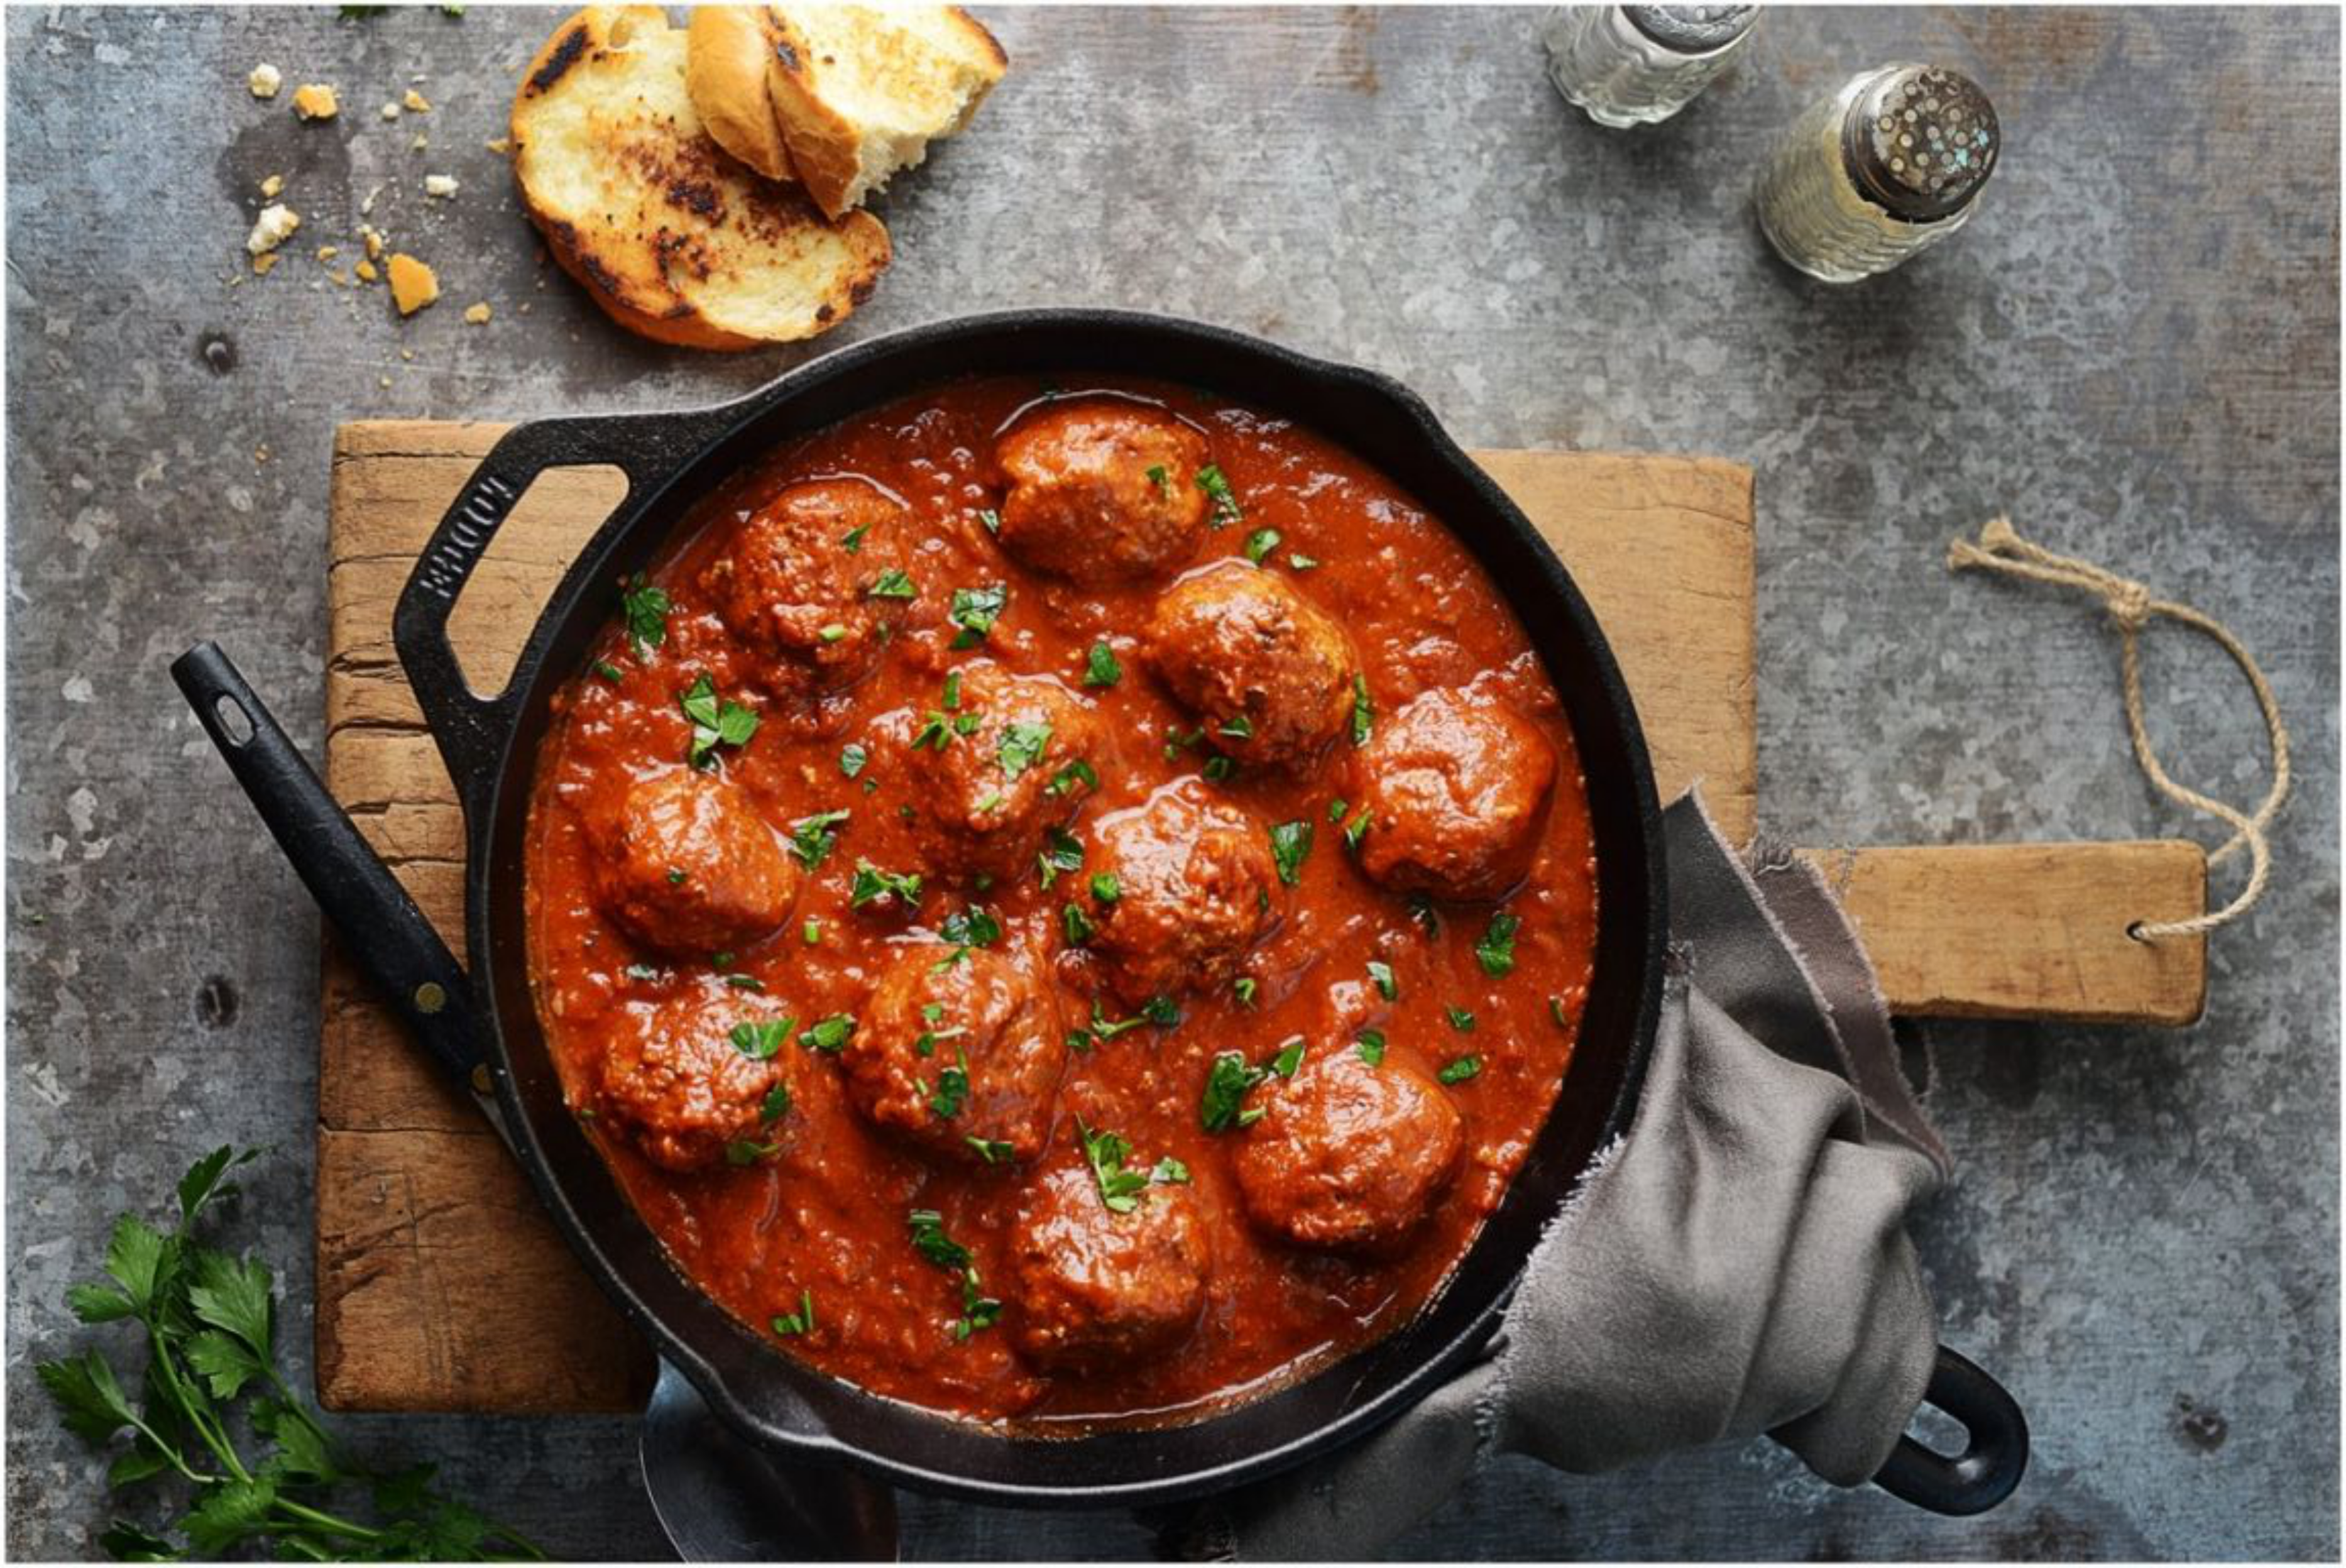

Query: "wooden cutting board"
(315, 422), (2208, 1413)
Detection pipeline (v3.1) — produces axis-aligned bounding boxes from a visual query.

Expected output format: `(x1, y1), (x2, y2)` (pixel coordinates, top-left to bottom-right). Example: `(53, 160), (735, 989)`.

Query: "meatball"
(1008, 1163), (1210, 1369)
(1145, 560), (1357, 769)
(1233, 1048), (1464, 1253)
(595, 771), (799, 954)
(596, 992), (796, 1173)
(1351, 688), (1556, 901)
(843, 944), (1065, 1165)
(1077, 782), (1280, 1006)
(994, 402), (1211, 584)
(904, 662), (1102, 881)
(699, 478), (911, 697)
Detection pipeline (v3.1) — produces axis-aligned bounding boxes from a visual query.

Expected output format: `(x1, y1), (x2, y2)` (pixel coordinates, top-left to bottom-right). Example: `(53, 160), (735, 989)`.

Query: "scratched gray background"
(6, 5), (2338, 1560)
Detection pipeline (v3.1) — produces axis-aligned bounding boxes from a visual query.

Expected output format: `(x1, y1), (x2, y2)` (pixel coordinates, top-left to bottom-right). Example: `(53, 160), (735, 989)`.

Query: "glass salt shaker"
(1541, 6), (1761, 128)
(1755, 63), (2002, 283)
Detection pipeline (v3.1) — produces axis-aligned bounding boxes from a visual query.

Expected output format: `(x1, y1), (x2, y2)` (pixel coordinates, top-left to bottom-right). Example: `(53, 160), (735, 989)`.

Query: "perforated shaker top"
(1841, 64), (2002, 223)
(1621, 6), (1761, 54)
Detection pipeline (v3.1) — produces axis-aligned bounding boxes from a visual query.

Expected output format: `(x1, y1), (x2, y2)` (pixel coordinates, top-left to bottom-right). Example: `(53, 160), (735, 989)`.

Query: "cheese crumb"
(403, 89), (432, 113)
(291, 83), (339, 121)
(315, 245), (339, 262)
(251, 253), (280, 277)
(424, 174), (459, 199)
(258, 173), (283, 199)
(463, 302), (493, 325)
(246, 202), (300, 256)
(386, 253), (440, 316)
(485, 136), (512, 156)
(361, 226), (385, 261)
(380, 102), (402, 121)
(410, 133), (430, 153)
(355, 260), (380, 283)
(248, 63), (282, 99)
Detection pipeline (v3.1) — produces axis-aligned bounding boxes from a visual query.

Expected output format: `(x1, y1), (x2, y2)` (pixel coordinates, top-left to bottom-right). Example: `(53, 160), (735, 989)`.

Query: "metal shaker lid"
(1622, 6), (1761, 54)
(1841, 63), (2001, 222)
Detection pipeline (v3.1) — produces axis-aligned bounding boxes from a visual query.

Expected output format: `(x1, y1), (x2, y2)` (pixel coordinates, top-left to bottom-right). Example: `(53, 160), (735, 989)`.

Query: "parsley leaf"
(1037, 827), (1084, 889)
(867, 568), (918, 600)
(947, 584), (1007, 650)
(997, 721), (1053, 781)
(622, 574), (670, 658)
(1268, 1034), (1306, 1078)
(679, 674), (759, 769)
(771, 1289), (816, 1338)
(1367, 960), (1397, 1000)
(938, 905), (1003, 950)
(1195, 464), (1242, 527)
(907, 1209), (970, 1270)
(928, 1047), (972, 1119)
(1445, 1006), (1477, 1033)
(840, 742), (869, 778)
(1046, 758), (1098, 798)
(1083, 641), (1122, 688)
(798, 1015), (855, 1053)
(1439, 1055), (1483, 1085)
(1243, 527), (1281, 565)
(1079, 1122), (1151, 1214)
(1356, 1029), (1387, 1066)
(1475, 912), (1521, 977)
(1201, 1051), (1271, 1132)
(730, 1018), (792, 1060)
(1350, 672), (1373, 745)
(849, 859), (923, 909)
(787, 808), (850, 868)
(1269, 820), (1313, 886)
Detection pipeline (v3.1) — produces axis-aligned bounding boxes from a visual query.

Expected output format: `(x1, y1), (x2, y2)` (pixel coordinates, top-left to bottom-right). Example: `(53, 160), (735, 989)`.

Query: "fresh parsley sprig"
(36, 1147), (542, 1562)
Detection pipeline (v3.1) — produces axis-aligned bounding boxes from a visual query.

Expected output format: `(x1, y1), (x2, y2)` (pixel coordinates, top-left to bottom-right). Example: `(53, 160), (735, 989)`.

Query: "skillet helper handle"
(390, 407), (742, 811)
(1869, 1346), (2030, 1516)
(170, 642), (486, 1082)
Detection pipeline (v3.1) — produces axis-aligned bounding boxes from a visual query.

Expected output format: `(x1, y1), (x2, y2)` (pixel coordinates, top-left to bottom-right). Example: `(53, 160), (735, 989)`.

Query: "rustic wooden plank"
(1812, 841), (2209, 1027)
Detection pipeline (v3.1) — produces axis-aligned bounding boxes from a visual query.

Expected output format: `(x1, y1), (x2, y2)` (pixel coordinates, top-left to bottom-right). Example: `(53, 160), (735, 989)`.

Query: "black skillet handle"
(171, 642), (486, 1083)
(1870, 1346), (2029, 1516)
(388, 407), (742, 814)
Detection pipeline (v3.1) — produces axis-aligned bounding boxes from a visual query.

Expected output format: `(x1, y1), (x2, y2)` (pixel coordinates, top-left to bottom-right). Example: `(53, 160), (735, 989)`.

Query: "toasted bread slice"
(512, 7), (889, 349)
(759, 5), (1007, 219)
(687, 6), (797, 182)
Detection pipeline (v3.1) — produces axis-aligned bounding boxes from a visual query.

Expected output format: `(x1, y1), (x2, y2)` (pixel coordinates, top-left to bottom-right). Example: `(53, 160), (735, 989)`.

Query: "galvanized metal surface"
(6, 6), (2337, 1559)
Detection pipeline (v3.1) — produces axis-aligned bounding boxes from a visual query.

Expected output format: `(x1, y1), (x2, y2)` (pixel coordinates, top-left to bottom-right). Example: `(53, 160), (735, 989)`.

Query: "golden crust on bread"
(512, 6), (889, 349)
(686, 6), (798, 182)
(759, 5), (1007, 219)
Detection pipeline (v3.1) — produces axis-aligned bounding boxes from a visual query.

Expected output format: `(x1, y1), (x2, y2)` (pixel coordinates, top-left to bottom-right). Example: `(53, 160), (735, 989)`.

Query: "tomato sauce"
(522, 376), (1597, 1427)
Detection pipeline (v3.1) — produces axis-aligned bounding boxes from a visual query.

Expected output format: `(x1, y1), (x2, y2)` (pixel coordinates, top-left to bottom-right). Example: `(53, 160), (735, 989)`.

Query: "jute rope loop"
(1946, 515), (2291, 941)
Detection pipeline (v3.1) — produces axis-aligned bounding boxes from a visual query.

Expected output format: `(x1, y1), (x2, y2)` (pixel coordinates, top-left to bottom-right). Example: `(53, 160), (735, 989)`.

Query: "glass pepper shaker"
(1541, 6), (1761, 129)
(1755, 62), (2002, 283)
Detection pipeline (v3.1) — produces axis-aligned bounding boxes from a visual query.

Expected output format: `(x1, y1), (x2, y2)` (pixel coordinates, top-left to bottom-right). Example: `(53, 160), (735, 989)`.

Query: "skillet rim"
(405, 309), (1666, 1508)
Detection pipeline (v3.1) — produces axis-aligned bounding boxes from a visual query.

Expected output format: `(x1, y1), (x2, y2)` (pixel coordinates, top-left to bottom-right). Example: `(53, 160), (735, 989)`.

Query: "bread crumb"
(380, 376), (393, 388)
(400, 348), (416, 361)
(355, 259), (380, 283)
(485, 136), (512, 156)
(424, 174), (460, 199)
(329, 270), (353, 288)
(410, 133), (430, 153)
(404, 88), (432, 113)
(246, 202), (300, 256)
(248, 62), (282, 99)
(359, 225), (385, 260)
(380, 101), (402, 121)
(463, 302), (493, 325)
(255, 445), (271, 464)
(387, 253), (440, 316)
(259, 173), (283, 199)
(315, 244), (339, 262)
(292, 83), (339, 121)
(251, 253), (280, 277)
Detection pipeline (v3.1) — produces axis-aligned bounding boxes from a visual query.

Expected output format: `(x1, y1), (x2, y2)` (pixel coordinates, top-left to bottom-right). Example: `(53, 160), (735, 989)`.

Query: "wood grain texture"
(315, 420), (2205, 1414)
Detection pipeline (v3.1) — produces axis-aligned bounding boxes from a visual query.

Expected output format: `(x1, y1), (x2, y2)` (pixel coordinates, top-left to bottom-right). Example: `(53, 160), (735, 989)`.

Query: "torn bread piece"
(686, 6), (798, 182)
(759, 4), (1006, 219)
(511, 6), (889, 349)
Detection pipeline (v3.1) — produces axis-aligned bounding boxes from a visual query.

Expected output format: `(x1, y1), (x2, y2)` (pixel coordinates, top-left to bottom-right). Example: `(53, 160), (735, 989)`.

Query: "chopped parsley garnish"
(1405, 892), (1440, 936)
(787, 808), (850, 868)
(1218, 714), (1256, 742)
(998, 721), (1053, 780)
(803, 919), (823, 945)
(1061, 902), (1097, 945)
(928, 1048), (971, 1119)
(952, 1275), (1003, 1341)
(939, 904), (1003, 950)
(947, 584), (1007, 649)
(1233, 976), (1259, 1007)
(1439, 1055), (1483, 1085)
(1201, 1051), (1270, 1132)
(1550, 995), (1572, 1028)
(593, 659), (625, 684)
(1144, 463), (1171, 495)
(1356, 1029), (1387, 1066)
(973, 789), (1006, 814)
(1367, 960), (1397, 1001)
(1475, 912), (1521, 977)
(867, 568), (918, 600)
(965, 1137), (1014, 1165)
(730, 1019), (791, 1060)
(725, 1138), (781, 1166)
(1327, 798), (1349, 823)
(1268, 1034), (1306, 1078)
(1078, 1121), (1183, 1214)
(1195, 464), (1242, 527)
(840, 742), (869, 778)
(1037, 827), (1084, 889)
(760, 1081), (792, 1122)
(623, 962), (664, 982)
(849, 859), (923, 909)
(798, 1014), (855, 1053)
(943, 671), (965, 710)
(1046, 758), (1098, 798)
(1202, 755), (1236, 782)
(1088, 872), (1121, 904)
(622, 574), (670, 657)
(1445, 1006), (1477, 1033)
(1269, 820), (1313, 886)
(1243, 527), (1281, 565)
(679, 673), (759, 769)
(667, 867), (688, 885)
(1288, 552), (1320, 571)
(1349, 672), (1373, 745)
(1341, 806), (1373, 851)
(977, 508), (1002, 536)
(1070, 995), (1178, 1051)
(840, 522), (870, 554)
(1164, 725), (1204, 758)
(907, 1209), (970, 1270)
(914, 1022), (968, 1058)
(818, 624), (849, 644)
(1083, 641), (1122, 688)
(770, 1288), (815, 1337)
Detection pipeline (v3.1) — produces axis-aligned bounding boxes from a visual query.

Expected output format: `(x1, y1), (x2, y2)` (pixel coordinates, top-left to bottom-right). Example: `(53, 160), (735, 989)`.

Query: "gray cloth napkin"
(1160, 792), (1951, 1560)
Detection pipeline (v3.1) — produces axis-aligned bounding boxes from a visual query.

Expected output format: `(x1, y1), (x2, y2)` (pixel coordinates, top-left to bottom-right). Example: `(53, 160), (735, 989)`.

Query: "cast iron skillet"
(174, 309), (2025, 1516)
